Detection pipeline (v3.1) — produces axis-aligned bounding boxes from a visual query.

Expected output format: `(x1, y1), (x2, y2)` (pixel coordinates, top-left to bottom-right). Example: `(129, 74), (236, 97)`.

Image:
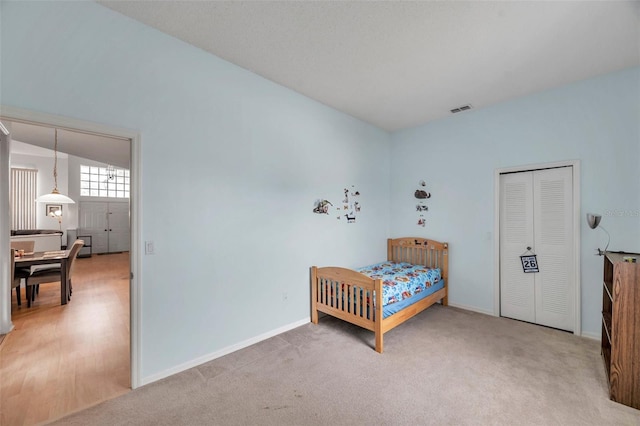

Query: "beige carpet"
(53, 306), (640, 425)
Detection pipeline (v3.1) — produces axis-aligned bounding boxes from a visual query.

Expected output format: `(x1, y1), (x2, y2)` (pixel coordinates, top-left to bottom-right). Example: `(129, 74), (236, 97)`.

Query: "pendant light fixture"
(36, 128), (75, 204)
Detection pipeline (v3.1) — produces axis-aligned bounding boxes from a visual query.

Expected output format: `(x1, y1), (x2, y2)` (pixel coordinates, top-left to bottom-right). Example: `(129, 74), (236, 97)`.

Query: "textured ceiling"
(99, 1), (638, 131)
(7, 121), (130, 169)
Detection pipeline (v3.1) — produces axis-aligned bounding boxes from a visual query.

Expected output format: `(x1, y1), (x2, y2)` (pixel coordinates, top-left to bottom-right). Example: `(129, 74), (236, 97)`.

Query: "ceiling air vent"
(450, 104), (473, 114)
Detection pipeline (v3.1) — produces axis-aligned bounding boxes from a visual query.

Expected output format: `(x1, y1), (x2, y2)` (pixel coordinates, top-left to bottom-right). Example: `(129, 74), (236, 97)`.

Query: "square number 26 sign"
(520, 255), (539, 273)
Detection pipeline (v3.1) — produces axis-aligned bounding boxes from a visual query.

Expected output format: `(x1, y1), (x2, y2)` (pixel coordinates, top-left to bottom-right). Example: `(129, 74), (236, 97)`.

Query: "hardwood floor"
(1, 252), (130, 425)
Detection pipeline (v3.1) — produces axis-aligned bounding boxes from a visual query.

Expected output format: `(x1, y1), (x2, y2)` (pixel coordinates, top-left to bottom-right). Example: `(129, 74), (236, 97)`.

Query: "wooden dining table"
(14, 249), (71, 305)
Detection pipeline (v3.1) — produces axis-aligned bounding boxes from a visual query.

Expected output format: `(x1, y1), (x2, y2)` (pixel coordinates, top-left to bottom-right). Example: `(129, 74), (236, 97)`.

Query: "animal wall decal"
(414, 190), (431, 199)
(337, 185), (361, 223)
(415, 180), (431, 227)
(313, 199), (333, 214)
(314, 185), (362, 224)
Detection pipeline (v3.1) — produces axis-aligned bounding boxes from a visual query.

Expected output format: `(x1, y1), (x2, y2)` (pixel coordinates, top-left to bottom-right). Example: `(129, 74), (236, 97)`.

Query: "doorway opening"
(0, 107), (140, 423)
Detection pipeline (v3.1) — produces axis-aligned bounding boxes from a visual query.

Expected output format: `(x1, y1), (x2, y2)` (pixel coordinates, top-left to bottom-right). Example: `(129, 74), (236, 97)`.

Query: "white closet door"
(533, 167), (574, 331)
(500, 171), (535, 323)
(500, 167), (574, 332)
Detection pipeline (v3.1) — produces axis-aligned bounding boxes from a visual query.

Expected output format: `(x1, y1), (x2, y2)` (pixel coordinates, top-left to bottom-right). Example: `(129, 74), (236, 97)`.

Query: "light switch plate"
(145, 241), (154, 255)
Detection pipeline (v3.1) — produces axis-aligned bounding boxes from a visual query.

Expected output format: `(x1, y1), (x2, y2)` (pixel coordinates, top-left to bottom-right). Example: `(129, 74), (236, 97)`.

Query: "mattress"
(356, 261), (441, 303)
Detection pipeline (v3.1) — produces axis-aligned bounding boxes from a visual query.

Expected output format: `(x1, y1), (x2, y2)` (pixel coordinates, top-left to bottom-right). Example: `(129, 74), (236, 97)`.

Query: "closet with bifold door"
(499, 166), (575, 332)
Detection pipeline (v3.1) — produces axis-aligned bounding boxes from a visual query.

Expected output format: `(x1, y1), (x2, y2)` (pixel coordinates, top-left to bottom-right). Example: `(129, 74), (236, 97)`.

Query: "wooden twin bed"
(310, 237), (448, 353)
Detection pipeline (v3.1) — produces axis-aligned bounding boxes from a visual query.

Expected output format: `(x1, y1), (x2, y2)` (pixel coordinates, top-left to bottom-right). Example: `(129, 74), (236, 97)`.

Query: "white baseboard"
(580, 331), (600, 341)
(448, 302), (600, 341)
(141, 317), (310, 386)
(447, 302), (495, 316)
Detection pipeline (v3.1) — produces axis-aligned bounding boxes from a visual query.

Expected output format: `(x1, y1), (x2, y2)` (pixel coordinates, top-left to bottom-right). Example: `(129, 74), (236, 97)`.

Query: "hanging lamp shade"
(36, 189), (75, 204)
(36, 128), (75, 204)
(586, 213), (602, 229)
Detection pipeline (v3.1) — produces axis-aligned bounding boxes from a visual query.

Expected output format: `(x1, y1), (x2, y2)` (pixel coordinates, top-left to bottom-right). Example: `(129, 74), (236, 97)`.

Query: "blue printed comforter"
(356, 262), (442, 307)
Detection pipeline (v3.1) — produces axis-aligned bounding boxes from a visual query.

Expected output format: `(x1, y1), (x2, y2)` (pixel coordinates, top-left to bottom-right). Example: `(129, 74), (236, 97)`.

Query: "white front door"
(79, 201), (108, 253)
(79, 201), (129, 254)
(107, 201), (130, 252)
(500, 167), (574, 331)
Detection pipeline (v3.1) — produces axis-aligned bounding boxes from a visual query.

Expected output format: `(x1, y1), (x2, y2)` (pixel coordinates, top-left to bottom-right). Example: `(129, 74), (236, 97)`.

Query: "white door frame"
(0, 122), (13, 334)
(493, 160), (581, 336)
(0, 105), (142, 389)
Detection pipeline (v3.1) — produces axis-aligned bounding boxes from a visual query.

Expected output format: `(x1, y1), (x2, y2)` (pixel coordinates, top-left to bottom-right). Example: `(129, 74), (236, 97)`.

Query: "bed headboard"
(387, 237), (448, 280)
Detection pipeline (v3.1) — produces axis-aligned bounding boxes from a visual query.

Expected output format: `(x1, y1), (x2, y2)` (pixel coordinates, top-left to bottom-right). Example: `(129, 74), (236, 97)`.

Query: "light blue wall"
(390, 67), (640, 336)
(1, 1), (391, 380)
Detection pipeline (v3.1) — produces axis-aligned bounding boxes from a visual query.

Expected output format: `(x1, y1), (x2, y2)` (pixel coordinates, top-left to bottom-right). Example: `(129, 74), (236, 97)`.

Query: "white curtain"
(11, 168), (37, 230)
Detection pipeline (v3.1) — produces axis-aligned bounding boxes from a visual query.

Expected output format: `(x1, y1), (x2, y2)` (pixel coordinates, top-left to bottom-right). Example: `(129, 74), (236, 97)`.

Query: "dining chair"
(10, 240), (35, 254)
(25, 240), (84, 307)
(11, 240), (43, 295)
(14, 239), (61, 296)
(11, 248), (31, 307)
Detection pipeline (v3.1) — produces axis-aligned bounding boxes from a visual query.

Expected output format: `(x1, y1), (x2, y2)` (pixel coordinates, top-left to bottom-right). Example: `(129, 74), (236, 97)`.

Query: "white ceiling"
(6, 121), (130, 169)
(98, 0), (640, 131)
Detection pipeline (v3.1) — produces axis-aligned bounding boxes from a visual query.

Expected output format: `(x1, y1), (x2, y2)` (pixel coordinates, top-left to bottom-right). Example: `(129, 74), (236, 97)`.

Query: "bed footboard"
(311, 266), (384, 352)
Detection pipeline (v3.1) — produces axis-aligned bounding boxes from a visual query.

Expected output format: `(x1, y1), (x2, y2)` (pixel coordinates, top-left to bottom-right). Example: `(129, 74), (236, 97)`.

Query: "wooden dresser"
(601, 252), (640, 410)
